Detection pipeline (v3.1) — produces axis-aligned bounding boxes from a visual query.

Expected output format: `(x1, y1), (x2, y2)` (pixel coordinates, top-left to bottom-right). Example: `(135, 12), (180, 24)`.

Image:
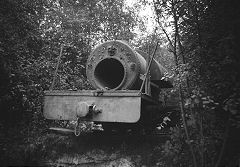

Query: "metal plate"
(43, 90), (141, 123)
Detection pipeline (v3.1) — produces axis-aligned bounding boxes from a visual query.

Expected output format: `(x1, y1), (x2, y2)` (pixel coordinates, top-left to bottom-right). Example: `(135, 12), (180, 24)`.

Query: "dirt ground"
(40, 129), (169, 167)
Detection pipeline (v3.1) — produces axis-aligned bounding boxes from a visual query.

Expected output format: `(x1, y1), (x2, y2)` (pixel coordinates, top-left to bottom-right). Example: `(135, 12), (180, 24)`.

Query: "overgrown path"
(40, 129), (169, 167)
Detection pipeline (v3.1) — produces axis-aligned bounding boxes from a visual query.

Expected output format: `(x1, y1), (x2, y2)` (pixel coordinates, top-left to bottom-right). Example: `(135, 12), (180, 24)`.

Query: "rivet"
(130, 63), (136, 71)
(88, 64), (92, 69)
(90, 57), (95, 62)
(99, 55), (104, 60)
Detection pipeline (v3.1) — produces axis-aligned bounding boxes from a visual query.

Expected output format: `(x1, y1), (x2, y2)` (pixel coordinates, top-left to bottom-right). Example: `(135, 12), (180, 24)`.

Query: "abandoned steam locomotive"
(43, 40), (173, 132)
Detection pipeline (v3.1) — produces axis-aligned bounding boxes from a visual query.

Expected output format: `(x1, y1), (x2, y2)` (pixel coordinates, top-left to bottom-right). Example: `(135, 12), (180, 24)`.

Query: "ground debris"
(39, 129), (169, 167)
(42, 153), (136, 167)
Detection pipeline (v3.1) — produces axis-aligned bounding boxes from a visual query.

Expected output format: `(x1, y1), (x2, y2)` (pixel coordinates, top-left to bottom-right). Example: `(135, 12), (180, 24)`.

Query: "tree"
(39, 0), (137, 90)
(152, 0), (240, 166)
(0, 0), (138, 164)
(0, 0), (45, 127)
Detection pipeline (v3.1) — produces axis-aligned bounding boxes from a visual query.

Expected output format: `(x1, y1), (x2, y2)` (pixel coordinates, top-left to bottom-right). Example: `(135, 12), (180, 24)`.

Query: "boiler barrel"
(86, 40), (168, 90)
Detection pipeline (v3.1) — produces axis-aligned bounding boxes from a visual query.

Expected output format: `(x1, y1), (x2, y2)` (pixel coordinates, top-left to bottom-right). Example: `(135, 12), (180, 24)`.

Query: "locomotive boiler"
(43, 40), (173, 133)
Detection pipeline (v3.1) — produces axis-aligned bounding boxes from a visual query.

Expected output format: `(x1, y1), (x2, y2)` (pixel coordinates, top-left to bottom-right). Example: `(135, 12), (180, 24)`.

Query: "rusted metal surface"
(86, 40), (171, 91)
(43, 40), (174, 126)
(43, 90), (141, 123)
(136, 49), (168, 81)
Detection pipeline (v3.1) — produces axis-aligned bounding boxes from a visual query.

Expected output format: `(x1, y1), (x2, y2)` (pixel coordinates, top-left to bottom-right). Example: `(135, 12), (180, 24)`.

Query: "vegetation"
(0, 0), (239, 166)
(152, 0), (240, 166)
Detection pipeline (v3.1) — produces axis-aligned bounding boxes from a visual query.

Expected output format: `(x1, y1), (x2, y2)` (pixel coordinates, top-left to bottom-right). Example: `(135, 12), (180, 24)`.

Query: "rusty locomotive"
(43, 40), (173, 133)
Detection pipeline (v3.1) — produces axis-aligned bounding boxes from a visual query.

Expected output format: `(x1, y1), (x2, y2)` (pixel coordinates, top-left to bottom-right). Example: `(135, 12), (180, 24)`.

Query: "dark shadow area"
(94, 58), (125, 89)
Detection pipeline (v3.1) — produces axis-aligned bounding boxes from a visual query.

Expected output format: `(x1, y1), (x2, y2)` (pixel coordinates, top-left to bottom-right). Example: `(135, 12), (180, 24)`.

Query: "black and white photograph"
(0, 0), (239, 166)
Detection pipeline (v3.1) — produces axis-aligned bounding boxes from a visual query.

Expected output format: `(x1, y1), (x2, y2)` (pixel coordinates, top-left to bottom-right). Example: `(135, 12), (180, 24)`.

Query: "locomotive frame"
(43, 40), (173, 133)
